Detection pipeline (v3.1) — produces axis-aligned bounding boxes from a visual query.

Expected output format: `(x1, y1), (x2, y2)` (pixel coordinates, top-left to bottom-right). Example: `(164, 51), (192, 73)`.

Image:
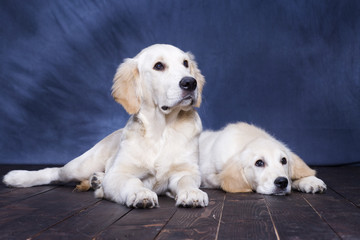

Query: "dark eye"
(153, 62), (165, 71)
(255, 160), (265, 167)
(183, 60), (189, 68)
(281, 157), (287, 165)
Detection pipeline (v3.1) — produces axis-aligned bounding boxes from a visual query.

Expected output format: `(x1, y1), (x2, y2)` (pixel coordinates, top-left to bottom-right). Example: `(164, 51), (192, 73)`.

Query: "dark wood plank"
(0, 186), (58, 207)
(315, 167), (360, 207)
(218, 220), (276, 240)
(0, 186), (99, 239)
(97, 224), (165, 240)
(34, 200), (131, 239)
(94, 195), (177, 240)
(155, 189), (225, 240)
(264, 192), (339, 240)
(218, 193), (277, 240)
(304, 188), (360, 240)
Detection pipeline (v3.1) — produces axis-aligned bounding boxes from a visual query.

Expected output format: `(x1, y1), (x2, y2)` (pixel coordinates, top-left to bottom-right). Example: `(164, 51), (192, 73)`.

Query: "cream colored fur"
(3, 44), (208, 208)
(199, 122), (326, 195)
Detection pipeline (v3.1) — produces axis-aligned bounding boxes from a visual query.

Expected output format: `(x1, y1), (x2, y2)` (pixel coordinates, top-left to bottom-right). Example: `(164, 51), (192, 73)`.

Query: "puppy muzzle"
(273, 177), (290, 195)
(179, 77), (197, 92)
(160, 77), (198, 112)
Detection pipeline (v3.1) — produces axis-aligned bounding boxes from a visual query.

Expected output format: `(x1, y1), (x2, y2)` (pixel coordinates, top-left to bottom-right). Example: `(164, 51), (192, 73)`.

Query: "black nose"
(179, 77), (197, 91)
(274, 177), (288, 189)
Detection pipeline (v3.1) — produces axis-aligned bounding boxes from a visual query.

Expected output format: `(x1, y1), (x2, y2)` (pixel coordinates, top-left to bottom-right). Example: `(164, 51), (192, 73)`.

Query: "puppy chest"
(130, 130), (190, 161)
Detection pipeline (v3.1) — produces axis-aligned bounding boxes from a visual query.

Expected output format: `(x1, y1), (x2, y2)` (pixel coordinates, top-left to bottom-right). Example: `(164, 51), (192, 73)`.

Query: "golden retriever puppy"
(3, 44), (208, 208)
(199, 122), (326, 195)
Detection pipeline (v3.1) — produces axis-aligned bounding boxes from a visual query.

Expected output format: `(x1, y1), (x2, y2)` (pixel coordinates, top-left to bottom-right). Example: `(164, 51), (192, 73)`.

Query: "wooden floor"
(0, 165), (359, 240)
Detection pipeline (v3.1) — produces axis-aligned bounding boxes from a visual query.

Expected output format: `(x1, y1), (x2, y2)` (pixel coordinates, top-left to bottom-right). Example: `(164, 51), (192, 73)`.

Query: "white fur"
(3, 44), (208, 208)
(199, 122), (326, 195)
(292, 176), (327, 193)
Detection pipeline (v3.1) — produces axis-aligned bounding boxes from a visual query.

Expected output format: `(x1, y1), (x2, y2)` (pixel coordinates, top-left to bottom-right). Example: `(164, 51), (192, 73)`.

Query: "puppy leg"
(75, 180), (91, 192)
(290, 153), (326, 193)
(3, 167), (62, 188)
(74, 172), (105, 198)
(3, 130), (121, 188)
(91, 172), (105, 198)
(292, 176), (327, 193)
(125, 185), (159, 208)
(3, 154), (104, 188)
(3, 149), (105, 188)
(102, 170), (159, 208)
(169, 168), (209, 208)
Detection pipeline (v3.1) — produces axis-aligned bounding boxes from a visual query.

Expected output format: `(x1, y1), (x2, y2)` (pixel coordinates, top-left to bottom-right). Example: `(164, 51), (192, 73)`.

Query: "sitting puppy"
(3, 44), (208, 208)
(199, 122), (326, 195)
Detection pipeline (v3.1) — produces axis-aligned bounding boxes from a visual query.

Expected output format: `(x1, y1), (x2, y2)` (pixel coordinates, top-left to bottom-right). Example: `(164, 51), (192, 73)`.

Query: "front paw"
(293, 176), (327, 193)
(126, 188), (159, 208)
(175, 188), (209, 208)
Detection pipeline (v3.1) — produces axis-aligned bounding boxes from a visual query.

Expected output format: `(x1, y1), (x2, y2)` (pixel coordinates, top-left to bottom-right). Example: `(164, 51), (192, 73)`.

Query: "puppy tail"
(3, 167), (62, 188)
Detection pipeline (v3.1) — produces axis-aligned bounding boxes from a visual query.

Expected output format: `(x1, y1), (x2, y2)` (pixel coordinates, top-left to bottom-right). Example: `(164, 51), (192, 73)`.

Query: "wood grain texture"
(316, 167), (360, 207)
(0, 186), (57, 207)
(0, 165), (359, 240)
(303, 188), (360, 240)
(35, 200), (131, 239)
(0, 186), (99, 239)
(264, 193), (340, 240)
(218, 197), (277, 240)
(156, 190), (224, 240)
(94, 196), (177, 240)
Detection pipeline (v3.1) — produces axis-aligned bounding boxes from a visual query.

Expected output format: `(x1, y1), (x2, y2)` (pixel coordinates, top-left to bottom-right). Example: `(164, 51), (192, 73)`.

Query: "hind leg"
(3, 130), (122, 188)
(3, 153), (103, 188)
(75, 172), (105, 197)
(59, 130), (122, 183)
(75, 172), (105, 198)
(3, 167), (62, 188)
(74, 180), (91, 192)
(91, 172), (105, 198)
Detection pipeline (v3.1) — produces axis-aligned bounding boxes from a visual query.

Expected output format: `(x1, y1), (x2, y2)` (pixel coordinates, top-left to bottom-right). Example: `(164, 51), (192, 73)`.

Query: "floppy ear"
(290, 152), (316, 180)
(111, 58), (141, 114)
(219, 157), (252, 193)
(187, 52), (205, 108)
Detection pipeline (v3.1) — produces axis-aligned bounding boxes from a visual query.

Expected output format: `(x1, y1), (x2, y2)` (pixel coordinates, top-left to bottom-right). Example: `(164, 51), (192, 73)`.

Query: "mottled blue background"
(1, 0), (359, 165)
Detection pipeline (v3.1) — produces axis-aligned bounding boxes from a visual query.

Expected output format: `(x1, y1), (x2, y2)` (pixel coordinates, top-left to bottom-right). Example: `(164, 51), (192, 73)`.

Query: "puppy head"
(111, 44), (205, 114)
(221, 138), (293, 195)
(242, 138), (292, 195)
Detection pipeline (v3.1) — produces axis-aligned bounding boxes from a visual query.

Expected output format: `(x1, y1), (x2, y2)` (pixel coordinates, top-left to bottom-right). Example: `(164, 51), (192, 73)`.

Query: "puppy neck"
(134, 105), (184, 139)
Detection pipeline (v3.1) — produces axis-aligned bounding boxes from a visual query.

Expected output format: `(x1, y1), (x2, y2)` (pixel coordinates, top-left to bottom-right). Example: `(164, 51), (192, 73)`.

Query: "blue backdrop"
(1, 0), (359, 166)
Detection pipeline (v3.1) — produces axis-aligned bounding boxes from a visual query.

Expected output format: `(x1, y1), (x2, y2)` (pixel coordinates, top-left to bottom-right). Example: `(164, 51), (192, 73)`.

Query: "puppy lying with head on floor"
(3, 44), (209, 208)
(199, 122), (326, 195)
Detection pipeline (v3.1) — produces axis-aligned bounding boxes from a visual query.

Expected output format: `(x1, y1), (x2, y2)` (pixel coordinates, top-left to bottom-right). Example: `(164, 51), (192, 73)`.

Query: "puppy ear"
(111, 58), (141, 114)
(290, 152), (316, 180)
(219, 157), (252, 193)
(187, 52), (205, 108)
